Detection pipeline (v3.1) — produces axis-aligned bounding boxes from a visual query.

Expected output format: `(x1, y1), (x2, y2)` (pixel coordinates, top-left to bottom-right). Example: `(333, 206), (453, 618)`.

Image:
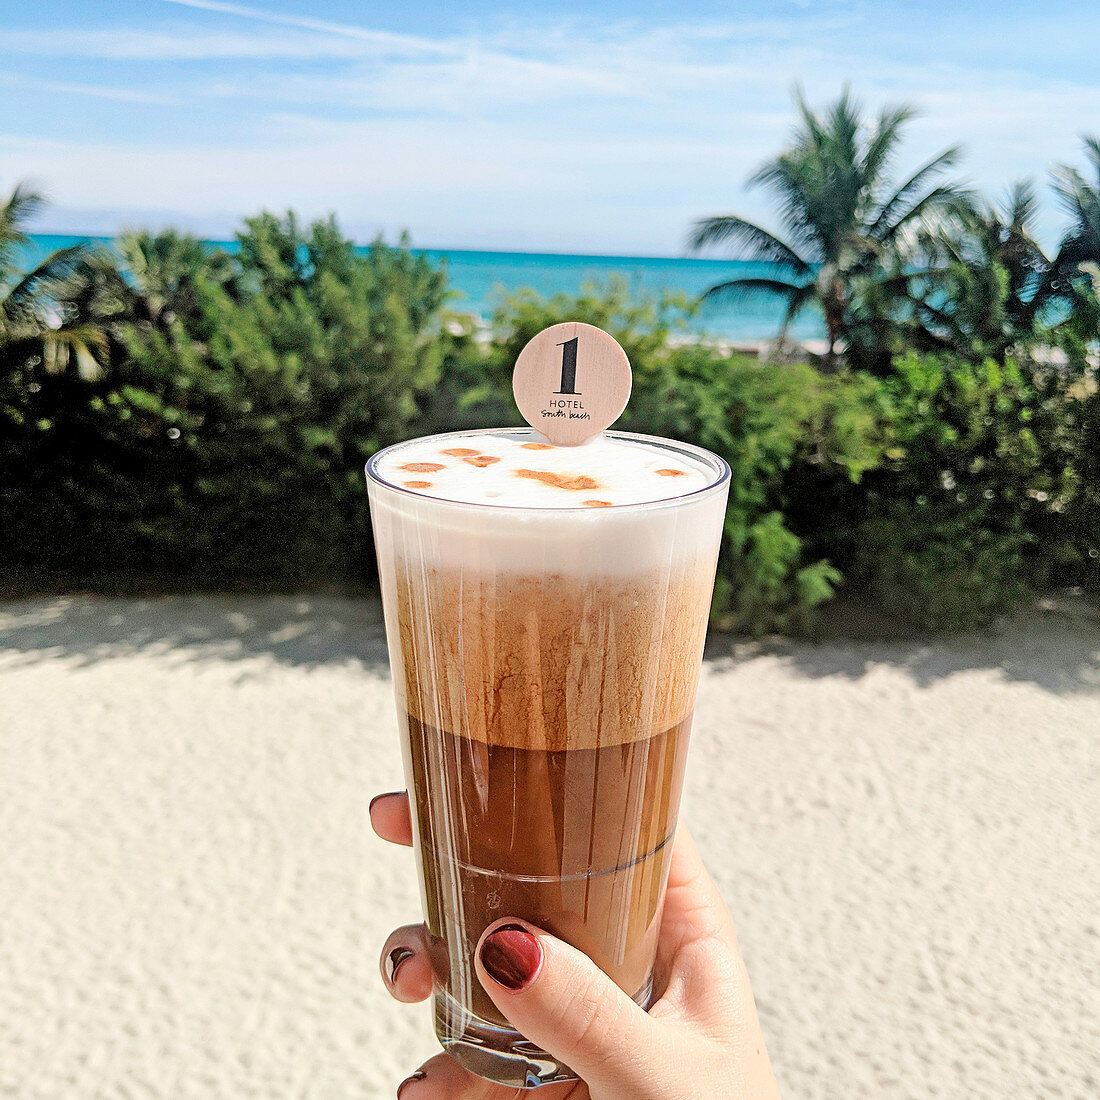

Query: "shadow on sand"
(705, 594), (1100, 695)
(2, 594), (1098, 694)
(0, 595), (392, 673)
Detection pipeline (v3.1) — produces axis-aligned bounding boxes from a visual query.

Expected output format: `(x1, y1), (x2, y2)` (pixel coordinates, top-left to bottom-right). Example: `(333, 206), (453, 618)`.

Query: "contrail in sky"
(157, 0), (457, 55)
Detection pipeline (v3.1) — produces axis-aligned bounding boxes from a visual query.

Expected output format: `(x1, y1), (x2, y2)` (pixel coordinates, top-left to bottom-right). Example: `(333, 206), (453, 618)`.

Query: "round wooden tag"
(512, 322), (632, 446)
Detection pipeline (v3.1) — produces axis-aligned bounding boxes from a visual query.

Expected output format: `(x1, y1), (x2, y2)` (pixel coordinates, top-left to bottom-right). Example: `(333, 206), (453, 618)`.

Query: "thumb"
(475, 918), (659, 1094)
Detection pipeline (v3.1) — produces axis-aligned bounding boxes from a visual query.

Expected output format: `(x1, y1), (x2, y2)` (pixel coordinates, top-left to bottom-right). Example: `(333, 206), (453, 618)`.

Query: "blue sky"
(2, 0), (1098, 254)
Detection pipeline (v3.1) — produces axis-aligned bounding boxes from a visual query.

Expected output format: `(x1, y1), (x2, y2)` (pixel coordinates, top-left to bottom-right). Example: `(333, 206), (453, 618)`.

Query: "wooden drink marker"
(512, 321), (632, 446)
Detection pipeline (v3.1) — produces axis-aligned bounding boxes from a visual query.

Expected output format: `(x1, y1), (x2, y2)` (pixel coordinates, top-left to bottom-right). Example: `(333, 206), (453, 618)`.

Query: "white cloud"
(0, 72), (182, 106)
(3, 6), (1097, 253)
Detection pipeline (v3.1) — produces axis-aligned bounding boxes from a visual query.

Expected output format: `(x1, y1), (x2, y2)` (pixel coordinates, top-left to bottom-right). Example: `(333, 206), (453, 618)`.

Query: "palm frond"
(698, 275), (815, 341)
(2, 242), (94, 312)
(689, 216), (811, 274)
(861, 104), (917, 185)
(0, 182), (46, 250)
(0, 182), (48, 283)
(1050, 148), (1100, 286)
(867, 148), (964, 239)
(1004, 179), (1039, 231)
(746, 157), (827, 257)
(824, 84), (862, 174)
(908, 296), (970, 341)
(876, 183), (966, 244)
(1083, 135), (1100, 174)
(1, 322), (108, 377)
(869, 266), (953, 294)
(1050, 137), (1100, 239)
(778, 281), (817, 336)
(698, 276), (807, 304)
(43, 324), (109, 377)
(790, 83), (829, 154)
(1051, 164), (1088, 220)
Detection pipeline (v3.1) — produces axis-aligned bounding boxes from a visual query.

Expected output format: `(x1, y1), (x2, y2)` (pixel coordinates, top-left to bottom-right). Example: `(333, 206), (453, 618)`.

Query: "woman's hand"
(371, 791), (781, 1099)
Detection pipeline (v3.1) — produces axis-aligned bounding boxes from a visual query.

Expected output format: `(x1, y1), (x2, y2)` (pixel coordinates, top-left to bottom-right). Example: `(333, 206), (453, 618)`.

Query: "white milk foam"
(374, 431), (712, 507)
(367, 430), (729, 577)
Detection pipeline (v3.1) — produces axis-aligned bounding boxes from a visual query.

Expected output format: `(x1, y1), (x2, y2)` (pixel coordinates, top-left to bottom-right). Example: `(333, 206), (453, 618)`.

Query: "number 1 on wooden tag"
(512, 322), (632, 446)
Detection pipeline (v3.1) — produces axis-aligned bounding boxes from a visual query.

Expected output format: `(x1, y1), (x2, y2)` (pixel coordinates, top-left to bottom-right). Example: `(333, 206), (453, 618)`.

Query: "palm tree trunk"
(822, 282), (846, 372)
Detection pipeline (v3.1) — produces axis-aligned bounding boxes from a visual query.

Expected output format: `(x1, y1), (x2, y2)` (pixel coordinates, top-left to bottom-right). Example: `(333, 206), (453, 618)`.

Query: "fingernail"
(368, 793), (387, 815)
(396, 1070), (426, 1098)
(385, 946), (414, 984)
(480, 924), (542, 991)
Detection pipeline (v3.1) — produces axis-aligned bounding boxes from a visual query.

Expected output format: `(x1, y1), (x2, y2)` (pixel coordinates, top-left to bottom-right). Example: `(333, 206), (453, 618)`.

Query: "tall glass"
(366, 428), (729, 1086)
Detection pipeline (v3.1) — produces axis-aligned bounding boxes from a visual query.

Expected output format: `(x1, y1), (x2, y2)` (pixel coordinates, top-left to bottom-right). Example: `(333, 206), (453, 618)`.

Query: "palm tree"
(1049, 136), (1100, 294)
(900, 182), (1053, 361)
(0, 182), (109, 378)
(689, 86), (964, 366)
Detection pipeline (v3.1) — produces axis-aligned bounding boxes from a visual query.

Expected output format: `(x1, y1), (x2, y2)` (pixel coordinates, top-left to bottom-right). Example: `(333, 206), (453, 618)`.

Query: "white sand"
(1, 596), (1097, 1099)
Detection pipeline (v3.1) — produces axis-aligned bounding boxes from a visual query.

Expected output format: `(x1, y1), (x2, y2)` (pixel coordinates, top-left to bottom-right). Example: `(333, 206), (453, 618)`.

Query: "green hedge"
(2, 214), (1097, 631)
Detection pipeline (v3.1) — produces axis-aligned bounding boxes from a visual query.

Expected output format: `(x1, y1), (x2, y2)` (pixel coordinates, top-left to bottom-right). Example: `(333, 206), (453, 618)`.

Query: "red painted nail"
(480, 924), (542, 991)
(385, 946), (414, 984)
(397, 1069), (426, 1098)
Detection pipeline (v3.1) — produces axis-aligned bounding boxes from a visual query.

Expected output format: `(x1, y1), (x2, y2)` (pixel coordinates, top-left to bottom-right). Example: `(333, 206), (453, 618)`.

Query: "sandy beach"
(1, 595), (1097, 1099)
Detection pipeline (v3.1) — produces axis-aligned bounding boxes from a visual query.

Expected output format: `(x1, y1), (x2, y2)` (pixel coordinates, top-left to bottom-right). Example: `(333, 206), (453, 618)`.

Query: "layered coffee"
(366, 428), (728, 1083)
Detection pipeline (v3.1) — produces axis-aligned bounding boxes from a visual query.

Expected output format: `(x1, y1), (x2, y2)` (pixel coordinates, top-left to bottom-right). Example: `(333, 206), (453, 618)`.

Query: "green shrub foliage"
(2, 214), (448, 583)
(815, 351), (1097, 628)
(2, 208), (1097, 630)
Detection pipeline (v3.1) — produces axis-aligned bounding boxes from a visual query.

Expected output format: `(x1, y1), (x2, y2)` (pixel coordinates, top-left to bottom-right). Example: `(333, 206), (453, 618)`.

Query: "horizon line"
(26, 230), (777, 265)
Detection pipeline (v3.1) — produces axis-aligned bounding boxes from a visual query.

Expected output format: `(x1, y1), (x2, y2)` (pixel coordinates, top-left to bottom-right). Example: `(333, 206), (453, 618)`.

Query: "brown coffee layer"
(393, 563), (712, 751)
(407, 715), (690, 1025)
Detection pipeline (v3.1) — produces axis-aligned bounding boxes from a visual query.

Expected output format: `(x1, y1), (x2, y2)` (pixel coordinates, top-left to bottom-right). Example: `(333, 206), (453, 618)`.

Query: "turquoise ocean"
(25, 234), (824, 343)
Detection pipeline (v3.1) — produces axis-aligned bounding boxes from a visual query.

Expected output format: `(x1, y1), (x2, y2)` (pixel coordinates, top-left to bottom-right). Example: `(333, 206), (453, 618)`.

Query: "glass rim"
(364, 427), (731, 513)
